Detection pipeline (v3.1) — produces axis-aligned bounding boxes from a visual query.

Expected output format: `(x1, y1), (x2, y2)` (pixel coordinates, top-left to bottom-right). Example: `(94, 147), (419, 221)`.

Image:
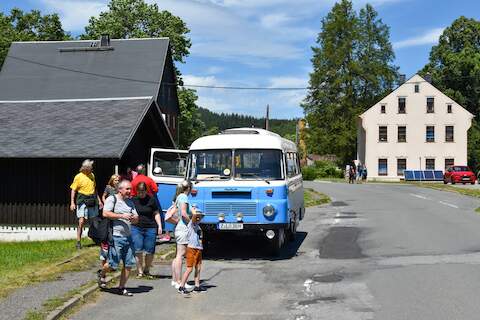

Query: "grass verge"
(304, 188), (331, 207)
(0, 239), (98, 299)
(24, 280), (97, 320)
(410, 183), (480, 199)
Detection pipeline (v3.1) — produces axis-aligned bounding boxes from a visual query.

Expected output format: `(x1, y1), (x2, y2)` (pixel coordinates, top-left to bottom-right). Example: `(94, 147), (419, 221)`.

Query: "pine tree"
(302, 0), (397, 164)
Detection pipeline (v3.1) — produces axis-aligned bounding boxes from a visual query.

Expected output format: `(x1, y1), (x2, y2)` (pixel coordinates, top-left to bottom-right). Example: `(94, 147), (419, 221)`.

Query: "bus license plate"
(218, 223), (243, 230)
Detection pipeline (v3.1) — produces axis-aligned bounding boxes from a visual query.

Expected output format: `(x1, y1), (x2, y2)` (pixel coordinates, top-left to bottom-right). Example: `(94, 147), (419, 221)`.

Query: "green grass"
(0, 239), (98, 298)
(411, 182), (480, 198)
(304, 188), (331, 207)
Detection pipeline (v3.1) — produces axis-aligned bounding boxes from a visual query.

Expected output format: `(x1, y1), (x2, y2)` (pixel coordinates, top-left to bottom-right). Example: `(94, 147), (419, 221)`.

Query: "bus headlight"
(218, 213), (225, 222)
(263, 204), (275, 217)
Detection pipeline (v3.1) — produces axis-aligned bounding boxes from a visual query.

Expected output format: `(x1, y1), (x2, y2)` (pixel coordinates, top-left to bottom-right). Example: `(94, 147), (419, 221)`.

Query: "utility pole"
(265, 104), (270, 131)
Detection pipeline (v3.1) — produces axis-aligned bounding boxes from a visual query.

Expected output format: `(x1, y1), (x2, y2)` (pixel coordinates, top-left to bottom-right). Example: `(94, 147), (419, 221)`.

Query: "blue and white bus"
(150, 128), (304, 254)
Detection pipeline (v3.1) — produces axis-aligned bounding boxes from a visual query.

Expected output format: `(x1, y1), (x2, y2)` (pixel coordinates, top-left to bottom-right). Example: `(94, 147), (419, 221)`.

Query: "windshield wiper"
(239, 173), (271, 184)
(197, 175), (231, 181)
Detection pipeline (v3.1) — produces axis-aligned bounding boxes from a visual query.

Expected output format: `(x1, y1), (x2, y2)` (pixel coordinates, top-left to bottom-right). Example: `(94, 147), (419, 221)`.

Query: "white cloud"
(260, 13), (291, 28)
(205, 66), (224, 75)
(269, 76), (308, 88)
(393, 28), (444, 49)
(183, 74), (220, 87)
(40, 0), (106, 32)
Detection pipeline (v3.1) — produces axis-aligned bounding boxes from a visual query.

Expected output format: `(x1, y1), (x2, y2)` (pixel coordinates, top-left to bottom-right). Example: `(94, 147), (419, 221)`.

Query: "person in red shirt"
(131, 164), (158, 197)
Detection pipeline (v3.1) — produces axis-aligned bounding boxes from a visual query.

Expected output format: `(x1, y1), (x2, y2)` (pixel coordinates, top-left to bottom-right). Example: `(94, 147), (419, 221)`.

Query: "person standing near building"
(100, 180), (139, 296)
(70, 159), (103, 249)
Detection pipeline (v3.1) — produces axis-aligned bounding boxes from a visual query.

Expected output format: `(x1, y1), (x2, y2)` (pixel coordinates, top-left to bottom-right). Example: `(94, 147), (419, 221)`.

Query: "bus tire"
(288, 219), (297, 242)
(269, 228), (284, 256)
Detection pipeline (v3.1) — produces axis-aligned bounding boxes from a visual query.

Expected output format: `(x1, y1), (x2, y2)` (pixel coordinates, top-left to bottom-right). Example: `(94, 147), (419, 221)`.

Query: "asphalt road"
(70, 182), (480, 320)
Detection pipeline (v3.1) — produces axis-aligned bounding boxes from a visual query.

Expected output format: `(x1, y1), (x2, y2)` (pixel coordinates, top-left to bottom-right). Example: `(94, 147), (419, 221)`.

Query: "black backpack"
(88, 196), (115, 245)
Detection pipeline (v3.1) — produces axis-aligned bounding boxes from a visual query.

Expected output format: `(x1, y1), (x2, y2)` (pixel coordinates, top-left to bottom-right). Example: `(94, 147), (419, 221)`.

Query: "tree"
(421, 17), (480, 169)
(0, 8), (70, 67)
(81, 0), (190, 63)
(302, 0), (397, 164)
(178, 89), (206, 149)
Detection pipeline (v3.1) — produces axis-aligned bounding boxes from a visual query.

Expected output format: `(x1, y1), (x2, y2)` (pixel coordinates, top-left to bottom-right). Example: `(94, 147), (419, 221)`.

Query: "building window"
(426, 126), (435, 142)
(445, 158), (454, 171)
(379, 126), (388, 142)
(425, 158), (435, 170)
(445, 126), (454, 142)
(414, 84), (419, 93)
(378, 159), (388, 176)
(397, 126), (406, 142)
(398, 98), (406, 114)
(447, 104), (452, 113)
(380, 104), (386, 113)
(427, 97), (435, 113)
(397, 159), (406, 176)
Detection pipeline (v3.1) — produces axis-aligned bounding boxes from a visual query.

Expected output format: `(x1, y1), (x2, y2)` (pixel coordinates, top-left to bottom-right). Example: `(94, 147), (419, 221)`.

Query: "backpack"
(88, 195), (115, 245)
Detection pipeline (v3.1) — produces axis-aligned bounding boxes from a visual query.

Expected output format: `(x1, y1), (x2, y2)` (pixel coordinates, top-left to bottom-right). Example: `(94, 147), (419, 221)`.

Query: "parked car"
(443, 166), (476, 185)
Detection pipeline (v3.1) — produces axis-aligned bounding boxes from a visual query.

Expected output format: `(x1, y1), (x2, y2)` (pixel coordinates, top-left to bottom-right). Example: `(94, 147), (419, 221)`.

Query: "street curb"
(45, 245), (176, 320)
(45, 272), (120, 320)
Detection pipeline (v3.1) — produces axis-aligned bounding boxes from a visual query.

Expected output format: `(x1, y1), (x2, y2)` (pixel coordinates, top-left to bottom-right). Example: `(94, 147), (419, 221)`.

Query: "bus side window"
(287, 152), (296, 178)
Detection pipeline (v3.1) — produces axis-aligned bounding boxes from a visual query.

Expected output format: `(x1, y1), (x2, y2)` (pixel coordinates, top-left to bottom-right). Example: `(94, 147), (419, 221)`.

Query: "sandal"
(143, 270), (154, 279)
(119, 288), (133, 296)
(136, 273), (144, 279)
(97, 269), (107, 288)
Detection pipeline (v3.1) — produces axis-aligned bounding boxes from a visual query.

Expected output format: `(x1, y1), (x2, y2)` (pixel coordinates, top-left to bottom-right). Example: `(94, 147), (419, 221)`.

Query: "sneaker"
(171, 280), (176, 287)
(158, 234), (171, 242)
(76, 241), (82, 250)
(185, 283), (194, 290)
(174, 282), (181, 289)
(119, 288), (133, 296)
(178, 286), (189, 295)
(193, 286), (206, 293)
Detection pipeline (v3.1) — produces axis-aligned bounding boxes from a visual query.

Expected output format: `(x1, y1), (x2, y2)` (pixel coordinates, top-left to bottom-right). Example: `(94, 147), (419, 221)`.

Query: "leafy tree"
(178, 89), (206, 149)
(421, 16), (480, 169)
(0, 8), (70, 67)
(81, 0), (190, 63)
(302, 0), (397, 164)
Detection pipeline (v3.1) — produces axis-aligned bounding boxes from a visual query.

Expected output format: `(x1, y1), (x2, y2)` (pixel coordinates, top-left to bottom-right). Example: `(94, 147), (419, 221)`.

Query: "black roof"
(0, 38), (170, 100)
(0, 98), (158, 158)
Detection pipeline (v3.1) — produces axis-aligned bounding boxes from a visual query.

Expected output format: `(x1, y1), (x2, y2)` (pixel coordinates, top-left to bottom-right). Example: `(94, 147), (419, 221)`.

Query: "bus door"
(149, 148), (188, 232)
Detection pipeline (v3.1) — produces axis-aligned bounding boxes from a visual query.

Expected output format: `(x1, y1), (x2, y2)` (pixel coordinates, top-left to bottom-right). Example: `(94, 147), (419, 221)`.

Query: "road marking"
(439, 201), (459, 209)
(409, 193), (428, 200)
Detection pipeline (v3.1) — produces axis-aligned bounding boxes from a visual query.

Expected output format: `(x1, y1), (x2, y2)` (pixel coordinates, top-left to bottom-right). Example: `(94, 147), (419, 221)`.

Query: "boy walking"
(178, 210), (206, 294)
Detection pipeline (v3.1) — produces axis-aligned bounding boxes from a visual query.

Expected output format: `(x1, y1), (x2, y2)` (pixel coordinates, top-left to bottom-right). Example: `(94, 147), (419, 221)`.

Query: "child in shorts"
(178, 210), (205, 294)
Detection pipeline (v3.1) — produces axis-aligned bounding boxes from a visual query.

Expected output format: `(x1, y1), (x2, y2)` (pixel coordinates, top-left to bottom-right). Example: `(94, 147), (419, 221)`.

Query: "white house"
(357, 74), (474, 180)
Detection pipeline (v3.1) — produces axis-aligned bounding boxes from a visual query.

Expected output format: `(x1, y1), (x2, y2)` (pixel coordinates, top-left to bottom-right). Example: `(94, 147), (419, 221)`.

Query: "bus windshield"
(188, 150), (232, 181)
(234, 149), (283, 180)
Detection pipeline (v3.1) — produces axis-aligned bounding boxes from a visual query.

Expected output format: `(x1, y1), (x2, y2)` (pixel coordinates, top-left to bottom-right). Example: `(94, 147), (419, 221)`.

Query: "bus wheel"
(268, 229), (284, 256)
(288, 219), (297, 242)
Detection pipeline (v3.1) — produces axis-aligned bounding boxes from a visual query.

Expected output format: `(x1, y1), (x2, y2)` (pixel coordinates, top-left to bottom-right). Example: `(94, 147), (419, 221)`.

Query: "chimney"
(100, 34), (110, 47)
(399, 74), (406, 85)
(424, 73), (432, 83)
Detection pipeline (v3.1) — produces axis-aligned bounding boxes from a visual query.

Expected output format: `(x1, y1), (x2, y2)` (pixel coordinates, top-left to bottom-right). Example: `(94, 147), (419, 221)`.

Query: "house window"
(398, 126), (406, 142)
(427, 97), (435, 113)
(397, 159), (406, 176)
(426, 126), (435, 142)
(447, 104), (452, 113)
(379, 126), (388, 142)
(378, 159), (388, 176)
(445, 158), (454, 171)
(380, 104), (386, 113)
(445, 126), (454, 142)
(425, 158), (435, 170)
(398, 98), (406, 114)
(414, 84), (419, 93)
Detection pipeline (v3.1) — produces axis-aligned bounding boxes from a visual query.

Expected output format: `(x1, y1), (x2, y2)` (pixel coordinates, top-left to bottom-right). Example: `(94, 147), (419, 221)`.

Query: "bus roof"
(190, 128), (297, 152)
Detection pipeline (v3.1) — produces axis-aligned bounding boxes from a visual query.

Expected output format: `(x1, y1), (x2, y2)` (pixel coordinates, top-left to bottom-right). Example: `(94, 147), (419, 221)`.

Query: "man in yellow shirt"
(70, 159), (103, 249)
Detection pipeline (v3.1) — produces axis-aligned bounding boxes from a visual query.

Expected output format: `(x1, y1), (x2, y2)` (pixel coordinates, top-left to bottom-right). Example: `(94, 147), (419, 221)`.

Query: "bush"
(301, 160), (344, 180)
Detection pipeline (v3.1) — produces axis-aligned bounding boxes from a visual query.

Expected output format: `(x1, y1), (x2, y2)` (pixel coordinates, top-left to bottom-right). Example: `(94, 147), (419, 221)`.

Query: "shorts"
(131, 226), (157, 254)
(174, 224), (188, 245)
(108, 235), (136, 270)
(186, 247), (202, 268)
(99, 242), (109, 261)
(76, 204), (99, 219)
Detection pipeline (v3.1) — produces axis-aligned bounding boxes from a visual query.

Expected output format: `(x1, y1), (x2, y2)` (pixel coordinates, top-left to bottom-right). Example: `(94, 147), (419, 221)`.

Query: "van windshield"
(234, 149), (283, 180)
(188, 150), (232, 181)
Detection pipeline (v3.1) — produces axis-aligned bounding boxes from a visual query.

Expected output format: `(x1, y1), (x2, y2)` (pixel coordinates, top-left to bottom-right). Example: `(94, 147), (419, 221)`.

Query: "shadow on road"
(203, 231), (307, 261)
(101, 285), (154, 295)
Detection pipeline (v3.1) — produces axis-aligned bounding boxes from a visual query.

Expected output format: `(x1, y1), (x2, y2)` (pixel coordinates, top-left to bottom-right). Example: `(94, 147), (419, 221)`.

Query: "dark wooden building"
(0, 37), (179, 225)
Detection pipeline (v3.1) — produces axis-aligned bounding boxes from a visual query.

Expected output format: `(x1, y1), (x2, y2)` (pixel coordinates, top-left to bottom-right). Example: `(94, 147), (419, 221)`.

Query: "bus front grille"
(205, 202), (257, 216)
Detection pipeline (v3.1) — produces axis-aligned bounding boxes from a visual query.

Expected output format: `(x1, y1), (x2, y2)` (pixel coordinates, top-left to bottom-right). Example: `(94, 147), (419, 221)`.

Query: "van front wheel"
(268, 228), (285, 256)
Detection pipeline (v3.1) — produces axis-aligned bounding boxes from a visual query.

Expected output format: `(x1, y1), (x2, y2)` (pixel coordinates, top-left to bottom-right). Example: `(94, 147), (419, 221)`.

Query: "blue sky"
(2, 0), (479, 119)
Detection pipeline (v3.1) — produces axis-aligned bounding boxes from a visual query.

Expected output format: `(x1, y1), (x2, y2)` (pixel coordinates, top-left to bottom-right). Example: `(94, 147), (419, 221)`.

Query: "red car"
(443, 165), (476, 185)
